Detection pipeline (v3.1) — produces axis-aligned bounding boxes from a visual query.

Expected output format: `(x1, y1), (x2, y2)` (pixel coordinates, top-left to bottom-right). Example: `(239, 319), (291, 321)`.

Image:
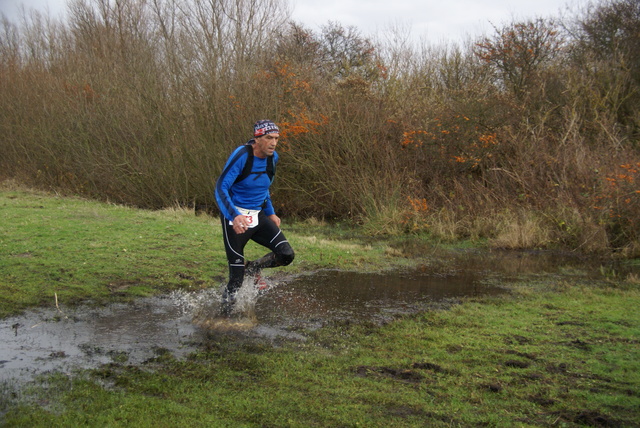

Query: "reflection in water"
(254, 269), (503, 328)
(0, 250), (621, 384)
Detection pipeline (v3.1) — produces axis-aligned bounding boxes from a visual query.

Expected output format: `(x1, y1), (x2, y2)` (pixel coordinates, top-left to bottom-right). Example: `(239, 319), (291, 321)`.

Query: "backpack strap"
(233, 144), (254, 185)
(266, 153), (275, 181)
(233, 142), (275, 184)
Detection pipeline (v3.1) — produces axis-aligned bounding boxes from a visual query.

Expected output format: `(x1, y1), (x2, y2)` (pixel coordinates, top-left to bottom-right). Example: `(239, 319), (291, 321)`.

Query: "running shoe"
(220, 288), (237, 316)
(254, 273), (270, 295)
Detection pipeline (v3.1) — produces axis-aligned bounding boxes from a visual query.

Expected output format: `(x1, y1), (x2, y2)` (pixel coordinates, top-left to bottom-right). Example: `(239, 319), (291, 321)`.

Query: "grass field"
(1, 186), (639, 427)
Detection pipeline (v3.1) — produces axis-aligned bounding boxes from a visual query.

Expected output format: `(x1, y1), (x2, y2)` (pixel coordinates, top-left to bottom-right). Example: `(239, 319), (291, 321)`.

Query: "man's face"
(254, 133), (279, 158)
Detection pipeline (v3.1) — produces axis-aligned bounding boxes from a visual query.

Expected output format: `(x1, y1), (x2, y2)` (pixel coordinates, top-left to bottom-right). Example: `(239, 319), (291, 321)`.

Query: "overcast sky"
(291, 0), (579, 44)
(1, 0), (582, 44)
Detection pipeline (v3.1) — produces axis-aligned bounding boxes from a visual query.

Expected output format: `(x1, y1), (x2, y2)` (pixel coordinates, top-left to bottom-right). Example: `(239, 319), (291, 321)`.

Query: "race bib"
(229, 207), (260, 228)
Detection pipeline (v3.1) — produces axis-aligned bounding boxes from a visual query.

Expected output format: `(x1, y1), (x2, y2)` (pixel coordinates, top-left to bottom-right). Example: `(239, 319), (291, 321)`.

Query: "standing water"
(0, 250), (612, 385)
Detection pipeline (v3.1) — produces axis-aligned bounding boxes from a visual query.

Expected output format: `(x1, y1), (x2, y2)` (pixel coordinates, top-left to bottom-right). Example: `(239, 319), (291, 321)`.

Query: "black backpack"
(233, 141), (275, 184)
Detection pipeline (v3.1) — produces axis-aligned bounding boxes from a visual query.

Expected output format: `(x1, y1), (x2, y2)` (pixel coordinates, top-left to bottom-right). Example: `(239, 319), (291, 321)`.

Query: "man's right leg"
(220, 216), (251, 315)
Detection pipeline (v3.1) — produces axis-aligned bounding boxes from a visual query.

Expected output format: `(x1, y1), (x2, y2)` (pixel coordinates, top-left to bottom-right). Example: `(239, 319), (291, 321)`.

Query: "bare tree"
(475, 18), (563, 97)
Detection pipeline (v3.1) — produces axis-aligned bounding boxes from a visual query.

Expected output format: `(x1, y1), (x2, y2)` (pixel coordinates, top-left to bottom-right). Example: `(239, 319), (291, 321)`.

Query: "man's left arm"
(263, 193), (281, 227)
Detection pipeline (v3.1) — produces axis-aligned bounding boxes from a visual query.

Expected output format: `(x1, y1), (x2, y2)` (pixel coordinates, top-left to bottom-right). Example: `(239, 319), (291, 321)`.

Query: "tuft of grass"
(489, 209), (553, 249)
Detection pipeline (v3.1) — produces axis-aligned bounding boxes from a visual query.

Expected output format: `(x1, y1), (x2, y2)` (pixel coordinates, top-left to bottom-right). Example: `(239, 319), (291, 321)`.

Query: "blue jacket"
(215, 144), (278, 221)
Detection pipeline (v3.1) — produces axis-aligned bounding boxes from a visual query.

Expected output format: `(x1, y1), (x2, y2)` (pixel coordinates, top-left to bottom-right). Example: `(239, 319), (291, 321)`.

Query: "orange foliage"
(401, 130), (432, 148)
(278, 110), (328, 142)
(400, 117), (499, 170)
(593, 162), (640, 223)
(407, 196), (429, 212)
(256, 60), (313, 99)
(400, 196), (430, 231)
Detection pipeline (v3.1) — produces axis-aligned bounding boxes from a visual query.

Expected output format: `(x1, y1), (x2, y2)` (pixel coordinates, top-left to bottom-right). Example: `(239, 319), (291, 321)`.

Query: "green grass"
(0, 185), (405, 318)
(4, 281), (639, 427)
(1, 188), (218, 316)
(2, 185), (639, 427)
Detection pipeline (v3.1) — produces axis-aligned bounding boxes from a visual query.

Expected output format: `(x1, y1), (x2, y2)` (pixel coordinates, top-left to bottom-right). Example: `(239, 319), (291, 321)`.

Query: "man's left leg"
(247, 213), (295, 275)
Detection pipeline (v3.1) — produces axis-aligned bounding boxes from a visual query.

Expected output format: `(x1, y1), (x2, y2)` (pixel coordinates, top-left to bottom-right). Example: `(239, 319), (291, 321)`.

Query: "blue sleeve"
(262, 192), (275, 216)
(215, 147), (247, 221)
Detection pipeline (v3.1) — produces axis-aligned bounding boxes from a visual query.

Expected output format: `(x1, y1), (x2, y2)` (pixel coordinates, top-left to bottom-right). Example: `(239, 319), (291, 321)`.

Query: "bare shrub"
(1, 0), (638, 252)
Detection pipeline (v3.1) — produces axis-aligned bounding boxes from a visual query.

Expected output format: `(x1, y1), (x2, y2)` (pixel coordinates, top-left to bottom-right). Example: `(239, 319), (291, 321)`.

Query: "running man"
(214, 120), (295, 315)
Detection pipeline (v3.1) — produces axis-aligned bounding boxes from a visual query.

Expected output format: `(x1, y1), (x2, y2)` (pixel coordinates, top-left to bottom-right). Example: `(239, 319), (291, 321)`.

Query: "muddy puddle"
(0, 250), (613, 386)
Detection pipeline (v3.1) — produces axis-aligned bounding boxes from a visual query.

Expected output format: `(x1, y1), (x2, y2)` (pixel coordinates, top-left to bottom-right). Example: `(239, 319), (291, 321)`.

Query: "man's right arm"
(215, 148), (246, 221)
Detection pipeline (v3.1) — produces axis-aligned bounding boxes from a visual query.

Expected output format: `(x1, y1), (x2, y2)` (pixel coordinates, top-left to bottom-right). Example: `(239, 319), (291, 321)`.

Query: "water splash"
(170, 275), (282, 331)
